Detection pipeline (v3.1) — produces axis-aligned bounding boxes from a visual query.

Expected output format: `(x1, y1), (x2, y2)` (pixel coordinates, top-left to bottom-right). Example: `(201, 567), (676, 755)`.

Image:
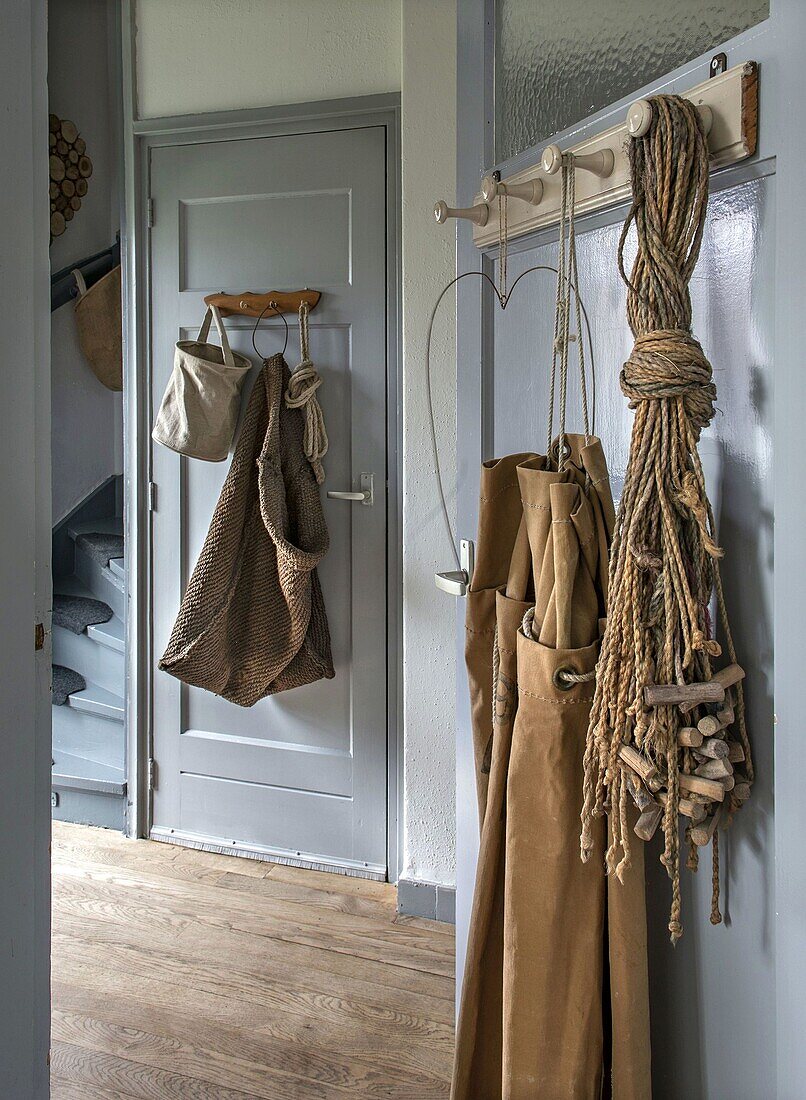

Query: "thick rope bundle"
(284, 301), (329, 484)
(580, 95), (753, 942)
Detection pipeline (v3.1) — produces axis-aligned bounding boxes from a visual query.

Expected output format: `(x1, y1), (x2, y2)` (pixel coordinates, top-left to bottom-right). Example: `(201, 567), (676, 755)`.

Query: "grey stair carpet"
(76, 532), (125, 568)
(53, 592), (113, 635)
(52, 665), (86, 706)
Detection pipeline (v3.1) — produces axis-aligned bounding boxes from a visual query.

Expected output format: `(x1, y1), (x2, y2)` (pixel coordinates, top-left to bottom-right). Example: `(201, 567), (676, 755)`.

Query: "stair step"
(88, 615), (124, 653)
(52, 749), (126, 796)
(109, 557), (125, 581)
(67, 516), (123, 541)
(53, 623), (123, 696)
(74, 549), (125, 619)
(66, 680), (124, 722)
(52, 699), (125, 771)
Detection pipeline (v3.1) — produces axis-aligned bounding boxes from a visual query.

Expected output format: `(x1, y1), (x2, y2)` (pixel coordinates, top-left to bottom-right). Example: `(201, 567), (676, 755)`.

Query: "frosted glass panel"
(495, 0), (768, 161)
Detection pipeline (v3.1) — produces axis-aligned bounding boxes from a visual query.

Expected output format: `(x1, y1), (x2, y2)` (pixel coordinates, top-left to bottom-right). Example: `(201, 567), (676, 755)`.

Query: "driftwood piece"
(678, 726), (703, 748)
(618, 744), (663, 792)
(732, 780), (751, 804)
(716, 703), (735, 726)
(658, 790), (708, 823)
(50, 210), (66, 237)
(678, 772), (725, 802)
(690, 803), (724, 846)
(60, 118), (78, 143)
(696, 737), (729, 760)
(644, 681), (724, 708)
(727, 741), (745, 763)
(624, 772), (657, 813)
(695, 757), (733, 780)
(77, 155), (93, 178)
(712, 663), (745, 691)
(634, 803), (664, 842)
(698, 712), (730, 737)
(50, 155), (65, 182)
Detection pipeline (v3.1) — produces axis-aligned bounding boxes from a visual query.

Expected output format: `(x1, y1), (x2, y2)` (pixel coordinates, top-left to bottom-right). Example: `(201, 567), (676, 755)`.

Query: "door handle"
(327, 472), (374, 506)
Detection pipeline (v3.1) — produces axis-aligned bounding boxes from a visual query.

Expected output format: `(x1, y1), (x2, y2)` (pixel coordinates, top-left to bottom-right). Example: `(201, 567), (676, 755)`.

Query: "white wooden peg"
(434, 199), (489, 227)
(627, 98), (714, 139)
(541, 143), (615, 179)
(481, 175), (544, 206)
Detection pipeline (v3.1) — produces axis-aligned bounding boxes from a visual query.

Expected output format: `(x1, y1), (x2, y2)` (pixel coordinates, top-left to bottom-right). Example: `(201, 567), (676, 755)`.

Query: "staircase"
(52, 510), (126, 830)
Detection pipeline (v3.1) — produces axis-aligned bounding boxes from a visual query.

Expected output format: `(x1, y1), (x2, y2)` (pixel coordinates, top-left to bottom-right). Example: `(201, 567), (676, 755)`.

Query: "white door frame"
(455, 1), (806, 1091)
(119, 9), (403, 880)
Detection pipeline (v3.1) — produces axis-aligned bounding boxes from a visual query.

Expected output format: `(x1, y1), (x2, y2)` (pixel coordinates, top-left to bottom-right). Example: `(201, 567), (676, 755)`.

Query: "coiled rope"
(579, 95), (753, 942)
(285, 301), (328, 484)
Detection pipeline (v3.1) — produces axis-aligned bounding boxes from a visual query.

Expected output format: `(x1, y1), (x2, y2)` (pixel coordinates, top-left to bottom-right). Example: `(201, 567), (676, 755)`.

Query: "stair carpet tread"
(53, 575), (124, 652)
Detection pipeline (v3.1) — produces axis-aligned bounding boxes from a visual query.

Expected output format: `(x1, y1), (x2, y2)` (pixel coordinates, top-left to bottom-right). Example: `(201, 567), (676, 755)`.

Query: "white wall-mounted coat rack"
(435, 61), (758, 249)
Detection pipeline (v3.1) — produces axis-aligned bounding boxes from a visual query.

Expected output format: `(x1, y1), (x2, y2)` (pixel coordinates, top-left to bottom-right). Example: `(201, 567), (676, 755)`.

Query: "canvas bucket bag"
(452, 436), (651, 1100)
(72, 265), (123, 391)
(152, 304), (252, 462)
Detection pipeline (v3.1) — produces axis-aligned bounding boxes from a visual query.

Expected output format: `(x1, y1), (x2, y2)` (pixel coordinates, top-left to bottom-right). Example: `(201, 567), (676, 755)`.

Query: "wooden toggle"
(698, 712), (731, 737)
(203, 289), (321, 318)
(732, 779), (751, 804)
(624, 771), (657, 813)
(678, 726), (703, 748)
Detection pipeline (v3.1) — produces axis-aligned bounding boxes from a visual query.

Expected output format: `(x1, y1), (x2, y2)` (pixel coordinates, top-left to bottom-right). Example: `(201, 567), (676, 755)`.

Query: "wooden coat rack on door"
(203, 289), (321, 318)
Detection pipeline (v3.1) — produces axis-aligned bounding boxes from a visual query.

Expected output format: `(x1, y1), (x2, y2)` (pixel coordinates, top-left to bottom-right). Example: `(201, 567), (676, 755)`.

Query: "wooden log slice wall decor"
(48, 114), (93, 242)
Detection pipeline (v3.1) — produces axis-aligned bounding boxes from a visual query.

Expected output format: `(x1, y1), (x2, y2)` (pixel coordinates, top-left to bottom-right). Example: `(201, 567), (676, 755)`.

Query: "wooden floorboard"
(52, 822), (455, 1099)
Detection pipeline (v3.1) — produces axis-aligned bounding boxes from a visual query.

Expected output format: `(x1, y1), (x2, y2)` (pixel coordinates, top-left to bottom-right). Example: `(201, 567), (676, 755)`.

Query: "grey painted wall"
(49, 0), (122, 524)
(491, 178), (775, 1098)
(0, 0), (51, 1095)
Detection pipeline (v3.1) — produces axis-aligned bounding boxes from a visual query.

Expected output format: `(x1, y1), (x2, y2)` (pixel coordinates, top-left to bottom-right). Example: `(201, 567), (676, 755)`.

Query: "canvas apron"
(453, 435), (651, 1100)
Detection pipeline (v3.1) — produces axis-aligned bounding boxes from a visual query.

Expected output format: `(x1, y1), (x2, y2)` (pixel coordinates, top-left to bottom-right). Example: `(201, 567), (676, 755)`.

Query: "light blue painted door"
(455, 2), (806, 1095)
(149, 126), (388, 877)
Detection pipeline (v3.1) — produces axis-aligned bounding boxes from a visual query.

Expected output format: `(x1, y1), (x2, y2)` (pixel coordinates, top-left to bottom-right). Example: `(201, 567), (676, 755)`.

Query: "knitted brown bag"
(159, 353), (334, 706)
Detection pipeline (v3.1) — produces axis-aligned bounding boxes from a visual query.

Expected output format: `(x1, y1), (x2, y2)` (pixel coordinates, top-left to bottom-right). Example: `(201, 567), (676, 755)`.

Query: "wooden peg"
(726, 741), (745, 763)
(695, 757), (733, 780)
(678, 772), (725, 802)
(715, 703), (735, 726)
(645, 680), (724, 710)
(678, 726), (703, 748)
(618, 744), (663, 792)
(634, 803), (664, 842)
(203, 289), (322, 319)
(690, 803), (724, 847)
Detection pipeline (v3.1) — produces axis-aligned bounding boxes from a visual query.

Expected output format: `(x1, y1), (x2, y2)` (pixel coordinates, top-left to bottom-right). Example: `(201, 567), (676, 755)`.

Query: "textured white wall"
(134, 0), (402, 118)
(133, 0), (457, 887)
(400, 1), (457, 886)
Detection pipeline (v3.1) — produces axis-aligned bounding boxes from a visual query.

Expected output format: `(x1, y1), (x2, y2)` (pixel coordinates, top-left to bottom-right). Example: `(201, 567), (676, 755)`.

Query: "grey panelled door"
(149, 126), (388, 876)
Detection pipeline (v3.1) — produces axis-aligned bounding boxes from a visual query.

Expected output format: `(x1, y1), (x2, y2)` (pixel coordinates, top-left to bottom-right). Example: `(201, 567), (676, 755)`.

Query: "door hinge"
(146, 197), (154, 228)
(148, 481), (158, 512)
(148, 758), (157, 791)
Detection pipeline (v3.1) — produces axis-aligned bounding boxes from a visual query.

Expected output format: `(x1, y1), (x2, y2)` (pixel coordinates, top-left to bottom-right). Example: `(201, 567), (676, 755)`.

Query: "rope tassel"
(579, 95), (753, 942)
